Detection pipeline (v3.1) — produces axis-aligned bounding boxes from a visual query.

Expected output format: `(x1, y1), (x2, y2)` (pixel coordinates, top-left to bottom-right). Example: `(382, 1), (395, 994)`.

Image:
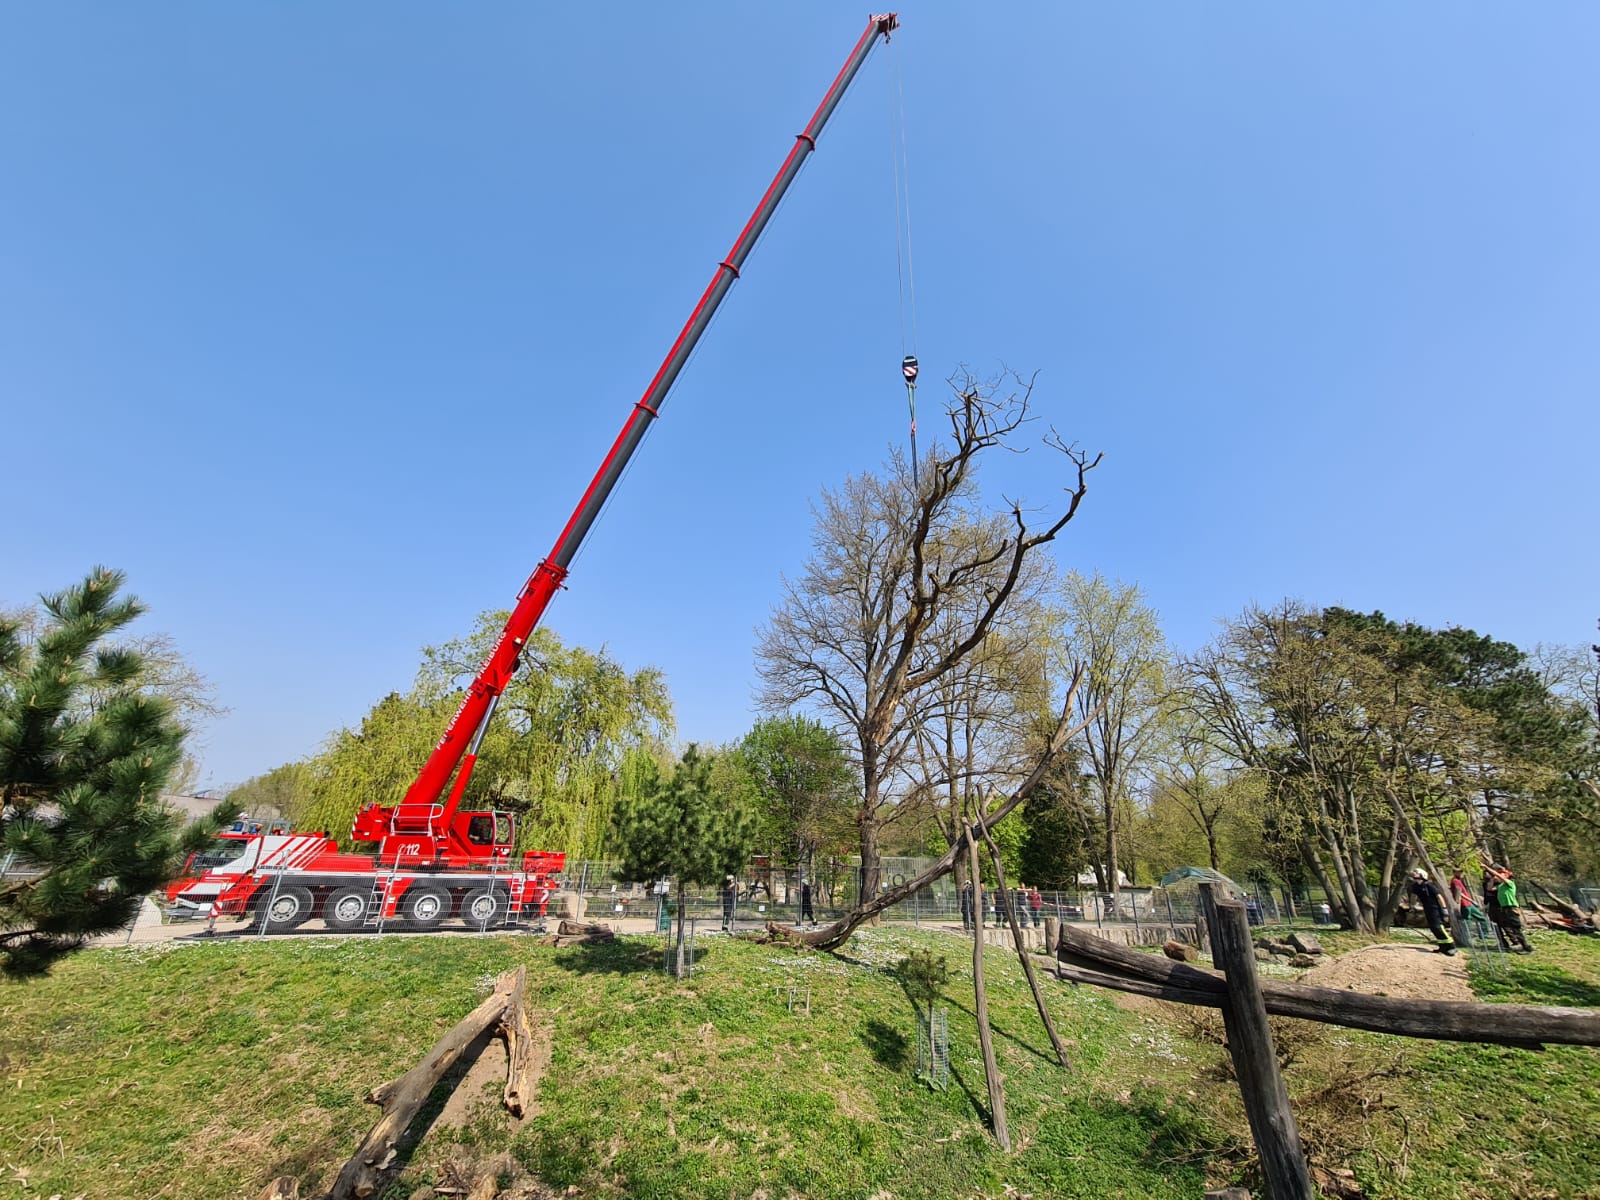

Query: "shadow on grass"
(548, 937), (714, 977)
(1473, 957), (1600, 1007)
(860, 1017), (909, 1070)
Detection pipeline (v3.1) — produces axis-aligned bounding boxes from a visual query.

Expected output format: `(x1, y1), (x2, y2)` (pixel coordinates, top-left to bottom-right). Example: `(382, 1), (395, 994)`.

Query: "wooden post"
(976, 818), (1070, 1066)
(1199, 884), (1313, 1200)
(965, 822), (1009, 1149)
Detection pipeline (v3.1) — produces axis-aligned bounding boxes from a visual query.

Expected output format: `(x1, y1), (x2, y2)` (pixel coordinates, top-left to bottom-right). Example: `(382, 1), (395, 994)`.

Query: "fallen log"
(557, 919), (615, 939)
(500, 964), (538, 1118)
(327, 967), (526, 1200)
(1052, 923), (1600, 1050)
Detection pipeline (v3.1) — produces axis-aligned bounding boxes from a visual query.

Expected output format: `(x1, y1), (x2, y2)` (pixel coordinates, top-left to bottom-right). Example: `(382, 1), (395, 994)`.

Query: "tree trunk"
(1315, 797), (1371, 933)
(674, 879), (688, 979)
(966, 822), (1009, 1148)
(859, 816), (882, 913)
(1300, 845), (1348, 929)
(977, 817), (1069, 1067)
(771, 680), (1088, 951)
(1104, 804), (1120, 908)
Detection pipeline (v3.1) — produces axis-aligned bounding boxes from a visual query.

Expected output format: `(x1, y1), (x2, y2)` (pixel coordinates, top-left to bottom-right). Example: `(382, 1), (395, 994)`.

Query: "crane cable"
(888, 34), (922, 490)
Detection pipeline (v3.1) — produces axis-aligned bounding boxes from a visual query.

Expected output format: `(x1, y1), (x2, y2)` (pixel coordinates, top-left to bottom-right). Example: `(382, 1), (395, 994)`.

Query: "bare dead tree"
(772, 663), (1096, 950)
(757, 370), (1100, 923)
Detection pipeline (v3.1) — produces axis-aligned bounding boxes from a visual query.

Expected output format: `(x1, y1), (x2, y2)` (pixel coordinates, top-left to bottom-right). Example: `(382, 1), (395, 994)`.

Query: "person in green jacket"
(1483, 862), (1534, 953)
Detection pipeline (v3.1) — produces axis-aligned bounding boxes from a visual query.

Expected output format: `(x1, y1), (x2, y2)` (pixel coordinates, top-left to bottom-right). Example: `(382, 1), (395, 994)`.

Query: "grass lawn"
(0, 924), (1596, 1199)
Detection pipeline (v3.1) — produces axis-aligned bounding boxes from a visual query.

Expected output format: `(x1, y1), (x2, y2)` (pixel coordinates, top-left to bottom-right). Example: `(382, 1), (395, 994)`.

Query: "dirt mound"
(1297, 942), (1473, 1002)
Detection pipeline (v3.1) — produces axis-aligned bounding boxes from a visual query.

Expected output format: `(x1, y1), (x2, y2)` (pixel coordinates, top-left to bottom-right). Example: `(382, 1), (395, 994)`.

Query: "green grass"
(0, 926), (1596, 1199)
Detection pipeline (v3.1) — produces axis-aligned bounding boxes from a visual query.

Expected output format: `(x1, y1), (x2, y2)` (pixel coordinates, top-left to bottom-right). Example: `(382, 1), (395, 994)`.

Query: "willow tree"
(757, 371), (1100, 949)
(300, 616), (673, 860)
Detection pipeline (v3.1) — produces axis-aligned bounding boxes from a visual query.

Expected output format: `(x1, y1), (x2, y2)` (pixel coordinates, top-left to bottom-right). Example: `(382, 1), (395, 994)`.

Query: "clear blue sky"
(4, 4), (1597, 790)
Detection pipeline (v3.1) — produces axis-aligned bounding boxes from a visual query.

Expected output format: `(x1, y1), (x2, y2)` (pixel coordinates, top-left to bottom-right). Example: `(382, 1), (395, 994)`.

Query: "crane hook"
(901, 355), (920, 489)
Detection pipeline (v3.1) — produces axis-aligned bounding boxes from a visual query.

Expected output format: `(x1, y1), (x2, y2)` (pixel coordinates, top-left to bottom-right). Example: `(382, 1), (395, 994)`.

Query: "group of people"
(958, 880), (1045, 931)
(719, 875), (818, 932)
(1407, 861), (1535, 955)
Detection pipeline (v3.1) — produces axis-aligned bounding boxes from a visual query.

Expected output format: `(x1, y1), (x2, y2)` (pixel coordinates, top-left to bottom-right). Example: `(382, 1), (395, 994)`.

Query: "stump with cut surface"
(1163, 939), (1198, 963)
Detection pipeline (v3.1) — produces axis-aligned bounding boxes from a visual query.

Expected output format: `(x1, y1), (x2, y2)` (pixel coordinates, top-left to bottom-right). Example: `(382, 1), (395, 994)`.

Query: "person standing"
(720, 875), (738, 933)
(799, 879), (815, 926)
(1449, 868), (1487, 939)
(960, 879), (974, 931)
(1409, 868), (1457, 954)
(1484, 863), (1534, 953)
(1029, 886), (1044, 928)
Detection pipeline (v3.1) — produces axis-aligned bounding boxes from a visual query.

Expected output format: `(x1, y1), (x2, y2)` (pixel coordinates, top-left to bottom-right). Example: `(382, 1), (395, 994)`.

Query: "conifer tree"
(611, 745), (754, 977)
(0, 568), (222, 977)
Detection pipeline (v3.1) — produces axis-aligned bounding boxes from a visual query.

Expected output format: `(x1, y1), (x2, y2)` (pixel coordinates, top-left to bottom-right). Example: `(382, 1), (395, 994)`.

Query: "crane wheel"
(251, 885), (314, 931)
(401, 884), (450, 930)
(323, 886), (370, 932)
(462, 886), (510, 929)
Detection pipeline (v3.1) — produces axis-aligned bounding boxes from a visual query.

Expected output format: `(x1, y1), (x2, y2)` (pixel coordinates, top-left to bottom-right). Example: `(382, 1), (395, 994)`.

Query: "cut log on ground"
(500, 963), (538, 1118)
(328, 966), (530, 1200)
(540, 919), (617, 947)
(1049, 923), (1600, 1050)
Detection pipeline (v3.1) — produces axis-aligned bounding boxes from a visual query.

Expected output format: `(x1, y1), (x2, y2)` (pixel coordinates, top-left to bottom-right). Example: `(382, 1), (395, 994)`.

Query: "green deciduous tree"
(1058, 571), (1170, 900)
(736, 715), (854, 881)
(611, 746), (755, 976)
(0, 569), (225, 977)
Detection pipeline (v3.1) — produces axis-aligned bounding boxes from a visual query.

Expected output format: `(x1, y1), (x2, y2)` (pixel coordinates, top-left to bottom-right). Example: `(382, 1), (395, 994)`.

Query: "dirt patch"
(435, 1020), (553, 1130)
(1297, 942), (1473, 1002)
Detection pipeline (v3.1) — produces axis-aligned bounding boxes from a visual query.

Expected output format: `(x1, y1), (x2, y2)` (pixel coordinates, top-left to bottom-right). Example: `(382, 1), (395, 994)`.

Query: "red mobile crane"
(166, 15), (901, 932)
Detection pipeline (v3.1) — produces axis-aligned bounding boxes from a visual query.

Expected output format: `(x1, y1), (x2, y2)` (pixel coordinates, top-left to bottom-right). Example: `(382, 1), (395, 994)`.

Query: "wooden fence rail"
(1036, 883), (1600, 1200)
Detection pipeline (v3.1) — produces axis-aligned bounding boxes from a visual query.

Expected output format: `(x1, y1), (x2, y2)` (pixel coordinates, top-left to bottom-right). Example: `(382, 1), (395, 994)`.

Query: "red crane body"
(376, 13), (901, 853)
(163, 16), (900, 934)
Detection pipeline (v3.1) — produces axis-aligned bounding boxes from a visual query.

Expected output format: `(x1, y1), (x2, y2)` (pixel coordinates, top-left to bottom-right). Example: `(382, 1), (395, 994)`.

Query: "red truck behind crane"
(164, 14), (901, 933)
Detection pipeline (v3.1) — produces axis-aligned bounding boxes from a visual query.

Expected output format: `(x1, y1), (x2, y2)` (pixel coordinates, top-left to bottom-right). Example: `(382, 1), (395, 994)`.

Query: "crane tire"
(254, 885), (314, 931)
(461, 886), (510, 929)
(401, 884), (450, 930)
(323, 886), (370, 932)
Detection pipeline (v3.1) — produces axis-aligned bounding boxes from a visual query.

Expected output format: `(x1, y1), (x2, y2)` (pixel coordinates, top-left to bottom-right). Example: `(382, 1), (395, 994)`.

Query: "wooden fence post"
(1198, 884), (1313, 1200)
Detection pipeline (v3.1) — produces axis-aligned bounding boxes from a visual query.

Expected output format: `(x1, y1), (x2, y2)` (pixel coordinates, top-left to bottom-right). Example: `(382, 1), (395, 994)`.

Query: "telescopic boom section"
(399, 14), (900, 831)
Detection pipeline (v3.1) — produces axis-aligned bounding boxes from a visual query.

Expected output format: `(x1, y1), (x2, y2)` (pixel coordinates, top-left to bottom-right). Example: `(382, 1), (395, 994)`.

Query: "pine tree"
(611, 745), (754, 977)
(0, 568), (221, 977)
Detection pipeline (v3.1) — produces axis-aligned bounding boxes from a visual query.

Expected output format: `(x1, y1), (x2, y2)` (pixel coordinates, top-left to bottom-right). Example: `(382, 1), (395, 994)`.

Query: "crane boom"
(396, 14), (901, 835)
